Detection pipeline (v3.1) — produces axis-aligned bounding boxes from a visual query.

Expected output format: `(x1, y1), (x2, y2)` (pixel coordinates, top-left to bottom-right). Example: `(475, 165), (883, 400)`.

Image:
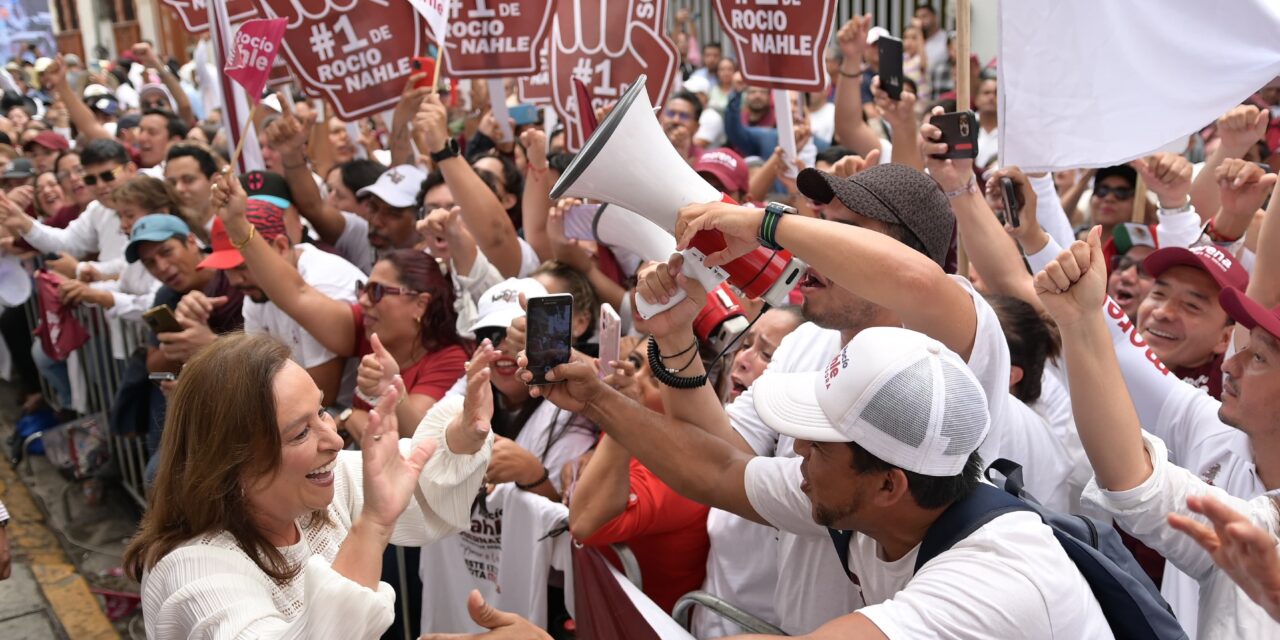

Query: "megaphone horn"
(553, 75), (806, 319)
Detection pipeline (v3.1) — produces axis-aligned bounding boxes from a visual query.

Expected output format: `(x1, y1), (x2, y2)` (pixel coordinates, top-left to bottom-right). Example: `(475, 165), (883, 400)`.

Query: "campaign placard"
(435, 0), (556, 79)
(712, 0), (838, 92)
(548, 0), (679, 150)
(251, 0), (432, 121)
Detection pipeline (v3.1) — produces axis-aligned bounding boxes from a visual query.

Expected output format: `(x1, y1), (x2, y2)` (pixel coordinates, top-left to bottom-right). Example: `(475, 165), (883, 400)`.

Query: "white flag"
(998, 0), (1280, 172)
(408, 0), (450, 45)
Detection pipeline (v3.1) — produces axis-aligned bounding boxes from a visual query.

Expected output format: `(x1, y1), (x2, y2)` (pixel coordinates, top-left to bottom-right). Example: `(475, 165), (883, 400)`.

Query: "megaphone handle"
(635, 247), (730, 320)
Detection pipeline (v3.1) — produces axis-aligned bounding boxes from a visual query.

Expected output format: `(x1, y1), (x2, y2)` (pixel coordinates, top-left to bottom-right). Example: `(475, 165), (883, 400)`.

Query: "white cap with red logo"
(753, 327), (990, 476)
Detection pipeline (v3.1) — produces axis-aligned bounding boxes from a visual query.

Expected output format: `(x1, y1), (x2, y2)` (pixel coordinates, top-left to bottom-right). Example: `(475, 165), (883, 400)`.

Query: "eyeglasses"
(1093, 185), (1134, 201)
(55, 166), (85, 182)
(474, 326), (507, 348)
(1111, 254), (1152, 280)
(82, 165), (124, 186)
(357, 280), (419, 304)
(663, 109), (695, 123)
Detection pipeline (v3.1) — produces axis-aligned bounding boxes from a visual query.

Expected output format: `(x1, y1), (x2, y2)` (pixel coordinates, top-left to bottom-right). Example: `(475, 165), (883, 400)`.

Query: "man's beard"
(802, 293), (883, 335)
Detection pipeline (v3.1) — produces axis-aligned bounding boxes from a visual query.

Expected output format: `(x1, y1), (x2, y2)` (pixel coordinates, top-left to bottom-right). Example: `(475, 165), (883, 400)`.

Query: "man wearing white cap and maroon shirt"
(527, 326), (1112, 638)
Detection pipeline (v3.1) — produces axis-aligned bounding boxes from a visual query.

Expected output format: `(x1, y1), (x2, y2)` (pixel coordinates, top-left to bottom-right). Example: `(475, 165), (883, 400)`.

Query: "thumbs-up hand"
(1035, 226), (1108, 328)
(357, 333), (403, 403)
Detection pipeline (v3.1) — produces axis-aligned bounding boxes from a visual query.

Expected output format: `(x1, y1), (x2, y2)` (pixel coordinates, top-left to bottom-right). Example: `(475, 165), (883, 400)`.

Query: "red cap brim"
(1220, 287), (1280, 339)
(197, 250), (244, 271)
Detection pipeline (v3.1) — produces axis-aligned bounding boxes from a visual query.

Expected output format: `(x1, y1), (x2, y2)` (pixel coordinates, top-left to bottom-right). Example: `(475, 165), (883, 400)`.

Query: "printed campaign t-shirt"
(746, 456), (1115, 639)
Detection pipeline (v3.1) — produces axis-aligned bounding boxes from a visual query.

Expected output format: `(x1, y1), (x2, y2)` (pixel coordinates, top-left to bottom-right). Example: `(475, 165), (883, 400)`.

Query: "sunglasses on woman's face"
(356, 280), (419, 304)
(474, 327), (507, 348)
(82, 165), (124, 186)
(1093, 185), (1135, 201)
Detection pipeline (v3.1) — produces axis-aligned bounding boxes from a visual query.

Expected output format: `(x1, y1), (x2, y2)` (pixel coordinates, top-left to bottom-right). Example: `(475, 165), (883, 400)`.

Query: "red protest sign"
(225, 18), (288, 101)
(436, 0), (556, 79)
(517, 40), (553, 104)
(713, 0), (838, 92)
(549, 0), (679, 150)
(161, 0), (258, 34)
(250, 0), (431, 121)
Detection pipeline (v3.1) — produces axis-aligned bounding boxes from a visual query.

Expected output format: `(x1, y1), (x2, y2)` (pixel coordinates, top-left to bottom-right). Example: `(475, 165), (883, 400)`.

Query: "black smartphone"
(525, 294), (574, 385)
(143, 305), (183, 334)
(1000, 177), (1022, 228)
(877, 36), (904, 101)
(928, 112), (979, 160)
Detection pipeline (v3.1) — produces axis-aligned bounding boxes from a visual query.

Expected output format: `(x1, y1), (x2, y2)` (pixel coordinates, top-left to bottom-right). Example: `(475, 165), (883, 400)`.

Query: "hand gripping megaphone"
(552, 74), (806, 319)
(593, 203), (748, 348)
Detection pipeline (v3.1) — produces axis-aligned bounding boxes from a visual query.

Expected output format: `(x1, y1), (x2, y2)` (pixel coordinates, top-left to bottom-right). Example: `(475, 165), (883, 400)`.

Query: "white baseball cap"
(753, 327), (990, 477)
(356, 164), (427, 209)
(867, 26), (890, 45)
(470, 278), (549, 334)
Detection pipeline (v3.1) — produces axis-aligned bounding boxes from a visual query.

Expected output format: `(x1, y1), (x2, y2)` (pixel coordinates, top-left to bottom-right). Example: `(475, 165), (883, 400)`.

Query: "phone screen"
(878, 36), (904, 100)
(525, 294), (574, 385)
(510, 103), (539, 126)
(597, 303), (621, 380)
(564, 203), (599, 242)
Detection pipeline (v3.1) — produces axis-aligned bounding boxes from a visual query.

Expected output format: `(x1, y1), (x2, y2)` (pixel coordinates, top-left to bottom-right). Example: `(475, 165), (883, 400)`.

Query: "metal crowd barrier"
(23, 289), (154, 510)
(672, 590), (789, 636)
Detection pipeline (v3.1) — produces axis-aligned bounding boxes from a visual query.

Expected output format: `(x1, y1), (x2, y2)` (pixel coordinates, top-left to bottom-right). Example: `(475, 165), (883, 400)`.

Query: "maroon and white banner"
(547, 0), (679, 150)
(162, 0), (258, 34)
(250, 0), (435, 121)
(712, 0), (838, 92)
(432, 0), (556, 79)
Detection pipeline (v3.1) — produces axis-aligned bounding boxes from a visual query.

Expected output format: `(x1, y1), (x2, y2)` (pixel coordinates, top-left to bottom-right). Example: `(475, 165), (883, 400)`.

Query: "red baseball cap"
(198, 201), (288, 270)
(1220, 288), (1280, 340)
(695, 148), (749, 196)
(1142, 245), (1249, 292)
(23, 130), (69, 153)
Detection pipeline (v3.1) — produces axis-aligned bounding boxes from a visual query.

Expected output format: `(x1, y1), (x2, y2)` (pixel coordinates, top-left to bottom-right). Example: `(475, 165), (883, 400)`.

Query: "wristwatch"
(430, 138), (460, 164)
(758, 202), (797, 251)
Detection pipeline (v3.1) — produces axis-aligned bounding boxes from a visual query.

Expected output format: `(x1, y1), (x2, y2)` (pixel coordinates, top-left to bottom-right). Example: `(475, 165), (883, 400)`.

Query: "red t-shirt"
(584, 459), (710, 613)
(349, 304), (469, 409)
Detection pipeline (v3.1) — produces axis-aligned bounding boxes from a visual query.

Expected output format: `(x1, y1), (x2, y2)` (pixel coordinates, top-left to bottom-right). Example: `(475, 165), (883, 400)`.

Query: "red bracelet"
(1206, 218), (1243, 243)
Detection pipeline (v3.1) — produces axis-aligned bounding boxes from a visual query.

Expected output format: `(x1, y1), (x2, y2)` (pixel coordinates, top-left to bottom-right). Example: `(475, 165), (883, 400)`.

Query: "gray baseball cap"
(797, 163), (955, 268)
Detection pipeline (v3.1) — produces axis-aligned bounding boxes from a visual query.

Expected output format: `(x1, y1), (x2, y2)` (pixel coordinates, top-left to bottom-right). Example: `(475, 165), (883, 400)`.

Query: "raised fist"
(549, 0), (679, 150)
(251, 0), (426, 121)
(438, 0), (556, 79)
(714, 0), (840, 92)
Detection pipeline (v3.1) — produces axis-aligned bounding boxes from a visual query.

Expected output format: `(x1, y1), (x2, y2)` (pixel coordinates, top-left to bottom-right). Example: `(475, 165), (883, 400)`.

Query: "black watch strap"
(758, 202), (796, 251)
(430, 138), (460, 163)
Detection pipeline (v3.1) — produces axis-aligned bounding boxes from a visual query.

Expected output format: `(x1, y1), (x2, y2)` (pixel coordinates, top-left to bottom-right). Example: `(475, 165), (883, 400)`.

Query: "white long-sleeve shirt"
(1084, 434), (1280, 640)
(21, 201), (128, 277)
(140, 397), (494, 639)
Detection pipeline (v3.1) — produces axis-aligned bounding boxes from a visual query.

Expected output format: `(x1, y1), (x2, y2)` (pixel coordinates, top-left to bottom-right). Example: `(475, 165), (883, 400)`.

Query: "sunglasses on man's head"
(1093, 185), (1135, 201)
(82, 165), (124, 186)
(356, 280), (419, 304)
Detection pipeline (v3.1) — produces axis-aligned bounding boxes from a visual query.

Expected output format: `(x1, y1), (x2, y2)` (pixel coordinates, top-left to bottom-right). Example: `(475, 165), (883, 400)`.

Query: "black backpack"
(828, 459), (1188, 640)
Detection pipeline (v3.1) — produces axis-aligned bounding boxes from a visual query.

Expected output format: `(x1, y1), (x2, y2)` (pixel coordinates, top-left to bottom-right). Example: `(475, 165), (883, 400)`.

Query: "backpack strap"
(914, 483), (1031, 574)
(826, 527), (858, 585)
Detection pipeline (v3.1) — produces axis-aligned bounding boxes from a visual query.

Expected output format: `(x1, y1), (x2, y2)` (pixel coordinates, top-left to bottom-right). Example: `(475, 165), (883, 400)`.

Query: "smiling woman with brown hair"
(124, 332), (494, 638)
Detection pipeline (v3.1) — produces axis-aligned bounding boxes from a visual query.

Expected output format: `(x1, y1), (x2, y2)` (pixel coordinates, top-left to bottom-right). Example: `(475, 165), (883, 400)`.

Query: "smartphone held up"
(525, 294), (574, 385)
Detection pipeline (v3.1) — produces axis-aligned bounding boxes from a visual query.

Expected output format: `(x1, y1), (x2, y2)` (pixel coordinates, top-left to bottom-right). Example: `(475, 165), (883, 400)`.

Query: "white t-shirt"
(976, 125), (999, 170)
(809, 102), (836, 147)
(1084, 434), (1280, 640)
(336, 211), (375, 274)
(693, 508), (782, 638)
(418, 483), (573, 632)
(725, 276), (1076, 633)
(242, 244), (364, 370)
(746, 456), (1115, 639)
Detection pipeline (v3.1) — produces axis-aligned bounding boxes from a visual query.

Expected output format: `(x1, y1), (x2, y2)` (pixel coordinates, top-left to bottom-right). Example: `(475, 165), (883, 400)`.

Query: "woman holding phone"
(125, 332), (494, 638)
(206, 169), (469, 439)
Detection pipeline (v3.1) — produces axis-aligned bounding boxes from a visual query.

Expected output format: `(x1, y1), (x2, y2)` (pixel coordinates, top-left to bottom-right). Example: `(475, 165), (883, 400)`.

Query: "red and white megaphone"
(553, 74), (806, 319)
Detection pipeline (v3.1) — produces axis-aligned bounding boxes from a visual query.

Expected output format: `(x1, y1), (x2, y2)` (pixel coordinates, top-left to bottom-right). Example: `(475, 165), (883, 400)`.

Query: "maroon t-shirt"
(1173, 353), (1224, 400)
